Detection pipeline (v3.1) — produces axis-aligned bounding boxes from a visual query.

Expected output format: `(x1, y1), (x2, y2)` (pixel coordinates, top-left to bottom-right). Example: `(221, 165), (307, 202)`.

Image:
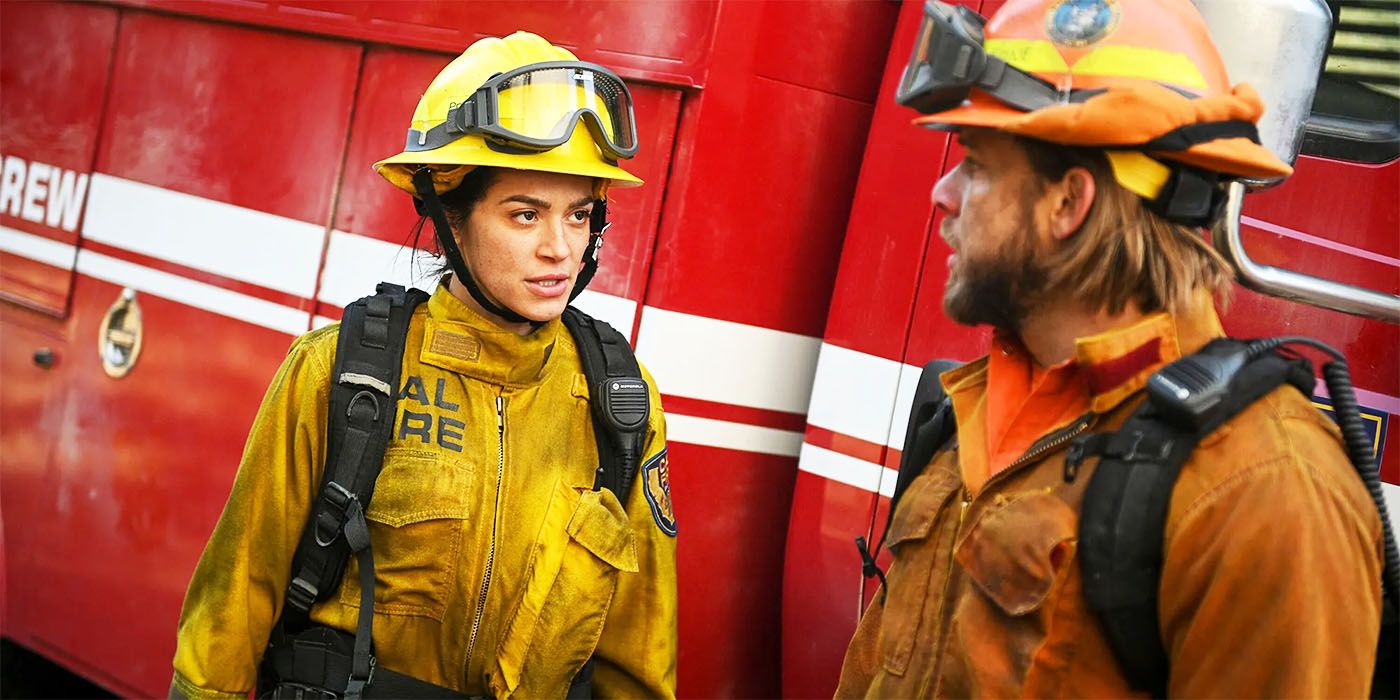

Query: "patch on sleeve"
(641, 448), (677, 537)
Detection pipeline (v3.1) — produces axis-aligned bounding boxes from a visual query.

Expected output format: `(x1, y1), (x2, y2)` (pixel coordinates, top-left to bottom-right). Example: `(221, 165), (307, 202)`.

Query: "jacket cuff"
(169, 670), (249, 700)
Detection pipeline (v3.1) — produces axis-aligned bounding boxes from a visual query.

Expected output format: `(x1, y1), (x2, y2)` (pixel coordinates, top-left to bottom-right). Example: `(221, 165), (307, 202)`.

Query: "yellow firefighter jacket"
(171, 284), (677, 699)
(836, 299), (1383, 698)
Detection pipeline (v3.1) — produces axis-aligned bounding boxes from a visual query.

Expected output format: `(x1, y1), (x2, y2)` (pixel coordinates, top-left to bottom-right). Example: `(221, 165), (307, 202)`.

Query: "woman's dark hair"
(407, 166), (497, 278)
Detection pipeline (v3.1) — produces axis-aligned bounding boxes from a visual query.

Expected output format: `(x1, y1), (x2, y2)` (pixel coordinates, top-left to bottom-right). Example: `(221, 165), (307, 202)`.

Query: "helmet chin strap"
(412, 167), (529, 325)
(572, 201), (608, 302)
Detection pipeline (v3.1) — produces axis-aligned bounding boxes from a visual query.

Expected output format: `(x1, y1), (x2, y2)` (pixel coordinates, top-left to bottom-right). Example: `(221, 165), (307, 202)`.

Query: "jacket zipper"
(465, 394), (506, 670)
(927, 412), (1096, 690)
(1003, 412), (1096, 474)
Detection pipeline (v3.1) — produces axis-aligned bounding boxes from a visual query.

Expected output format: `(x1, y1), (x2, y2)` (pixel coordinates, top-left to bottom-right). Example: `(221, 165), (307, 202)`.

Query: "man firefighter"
(171, 32), (677, 699)
(837, 1), (1385, 697)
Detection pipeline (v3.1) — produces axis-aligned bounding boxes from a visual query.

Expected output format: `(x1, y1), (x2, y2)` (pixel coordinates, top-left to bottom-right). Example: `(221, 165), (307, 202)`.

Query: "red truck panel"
(0, 2), (117, 315)
(2, 11), (360, 695)
(634, 2), (898, 695)
(99, 12), (360, 228)
(105, 0), (720, 88)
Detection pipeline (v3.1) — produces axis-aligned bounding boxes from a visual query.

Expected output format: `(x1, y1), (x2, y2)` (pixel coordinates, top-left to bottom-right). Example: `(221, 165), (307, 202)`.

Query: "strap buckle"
(286, 576), (319, 612)
(314, 482), (359, 547)
(1122, 431), (1173, 462)
(344, 656), (376, 699)
(270, 681), (339, 700)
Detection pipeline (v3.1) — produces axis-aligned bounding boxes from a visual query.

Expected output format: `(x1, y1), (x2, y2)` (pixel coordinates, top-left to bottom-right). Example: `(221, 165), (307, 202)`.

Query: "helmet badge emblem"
(1045, 0), (1120, 48)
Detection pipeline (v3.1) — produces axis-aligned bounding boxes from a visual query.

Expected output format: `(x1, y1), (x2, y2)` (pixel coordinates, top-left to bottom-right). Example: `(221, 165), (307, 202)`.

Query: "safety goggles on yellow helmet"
(405, 60), (638, 163)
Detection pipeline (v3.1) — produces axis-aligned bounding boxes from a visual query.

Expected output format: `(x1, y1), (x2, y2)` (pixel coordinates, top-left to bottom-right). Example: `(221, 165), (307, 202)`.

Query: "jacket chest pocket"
(492, 480), (637, 700)
(955, 489), (1078, 615)
(950, 489), (1080, 695)
(879, 466), (962, 677)
(339, 448), (473, 621)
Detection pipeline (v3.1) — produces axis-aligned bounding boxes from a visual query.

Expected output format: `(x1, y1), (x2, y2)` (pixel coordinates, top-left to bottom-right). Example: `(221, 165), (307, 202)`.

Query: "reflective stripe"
(1072, 45), (1206, 89)
(666, 414), (803, 457)
(319, 230), (440, 307)
(986, 39), (1207, 89)
(805, 342), (905, 447)
(571, 289), (638, 342)
(635, 306), (821, 414)
(76, 249), (309, 335)
(797, 442), (897, 498)
(0, 225), (76, 269)
(83, 174), (325, 298)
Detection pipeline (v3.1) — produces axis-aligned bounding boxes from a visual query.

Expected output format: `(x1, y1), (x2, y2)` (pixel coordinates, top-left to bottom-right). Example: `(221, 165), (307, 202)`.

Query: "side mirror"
(1193, 0), (1399, 324)
(1193, 0), (1332, 183)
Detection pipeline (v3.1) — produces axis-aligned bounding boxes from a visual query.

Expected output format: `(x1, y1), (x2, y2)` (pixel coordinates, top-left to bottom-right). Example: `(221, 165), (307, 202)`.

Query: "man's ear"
(1049, 167), (1095, 241)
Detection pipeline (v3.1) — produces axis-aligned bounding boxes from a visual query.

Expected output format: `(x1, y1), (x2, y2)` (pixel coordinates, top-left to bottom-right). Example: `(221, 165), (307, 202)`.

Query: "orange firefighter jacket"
(171, 284), (677, 699)
(836, 300), (1383, 698)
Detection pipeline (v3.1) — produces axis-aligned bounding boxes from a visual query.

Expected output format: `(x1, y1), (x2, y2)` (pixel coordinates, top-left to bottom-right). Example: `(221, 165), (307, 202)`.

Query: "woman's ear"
(1049, 167), (1095, 241)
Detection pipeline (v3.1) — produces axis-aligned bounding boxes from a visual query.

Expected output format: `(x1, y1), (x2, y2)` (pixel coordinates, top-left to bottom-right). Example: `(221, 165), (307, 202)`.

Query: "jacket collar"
(940, 293), (1226, 416)
(1073, 294), (1225, 413)
(419, 283), (564, 389)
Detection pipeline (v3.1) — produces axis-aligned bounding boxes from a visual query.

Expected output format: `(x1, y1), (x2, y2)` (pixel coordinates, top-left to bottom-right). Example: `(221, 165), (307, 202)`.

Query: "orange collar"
(1071, 298), (1225, 414)
(939, 297), (1226, 492)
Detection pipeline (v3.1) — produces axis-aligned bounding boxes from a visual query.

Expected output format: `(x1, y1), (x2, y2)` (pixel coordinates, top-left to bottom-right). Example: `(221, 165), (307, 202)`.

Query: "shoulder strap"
(281, 283), (428, 627)
(1076, 338), (1313, 696)
(559, 306), (649, 700)
(890, 358), (963, 513)
(562, 306), (649, 503)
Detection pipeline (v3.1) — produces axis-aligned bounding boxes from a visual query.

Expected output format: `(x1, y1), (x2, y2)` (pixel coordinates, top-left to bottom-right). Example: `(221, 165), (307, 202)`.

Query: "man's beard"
(942, 214), (1049, 332)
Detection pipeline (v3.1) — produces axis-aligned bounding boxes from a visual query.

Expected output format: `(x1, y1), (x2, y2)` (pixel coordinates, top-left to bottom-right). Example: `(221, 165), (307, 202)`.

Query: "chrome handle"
(1214, 182), (1400, 324)
(99, 287), (144, 378)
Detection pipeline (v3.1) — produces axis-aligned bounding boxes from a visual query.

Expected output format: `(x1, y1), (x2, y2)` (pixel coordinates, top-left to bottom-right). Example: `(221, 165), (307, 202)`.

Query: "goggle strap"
(978, 57), (1064, 112)
(446, 92), (488, 135)
(411, 167), (533, 325)
(406, 122), (458, 152)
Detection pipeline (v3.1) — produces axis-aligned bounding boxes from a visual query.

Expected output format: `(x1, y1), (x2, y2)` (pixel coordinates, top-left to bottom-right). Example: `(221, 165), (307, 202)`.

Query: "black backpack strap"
(562, 306), (649, 501)
(855, 359), (962, 596)
(274, 283), (428, 697)
(260, 627), (479, 699)
(559, 306), (649, 699)
(1076, 338), (1313, 696)
(891, 359), (964, 512)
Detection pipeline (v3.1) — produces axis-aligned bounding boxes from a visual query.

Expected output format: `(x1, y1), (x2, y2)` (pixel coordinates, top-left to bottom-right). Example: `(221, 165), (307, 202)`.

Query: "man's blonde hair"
(1017, 137), (1234, 315)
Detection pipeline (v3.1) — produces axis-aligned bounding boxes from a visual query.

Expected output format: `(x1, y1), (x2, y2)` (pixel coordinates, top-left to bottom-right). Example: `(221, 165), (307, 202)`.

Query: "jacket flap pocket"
(566, 489), (639, 572)
(955, 490), (1077, 616)
(885, 467), (960, 549)
(364, 449), (472, 527)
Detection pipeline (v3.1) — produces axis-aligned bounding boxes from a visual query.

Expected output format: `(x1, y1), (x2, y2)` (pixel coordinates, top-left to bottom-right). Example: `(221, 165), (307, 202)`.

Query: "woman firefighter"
(170, 32), (677, 700)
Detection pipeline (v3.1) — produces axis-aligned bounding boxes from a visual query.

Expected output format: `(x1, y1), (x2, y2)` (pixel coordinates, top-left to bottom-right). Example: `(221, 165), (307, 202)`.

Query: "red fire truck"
(1, 1), (1394, 698)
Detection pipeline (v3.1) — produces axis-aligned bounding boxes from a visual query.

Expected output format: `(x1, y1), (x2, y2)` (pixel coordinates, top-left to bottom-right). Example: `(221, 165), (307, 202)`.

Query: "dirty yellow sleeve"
(591, 365), (679, 700)
(170, 327), (334, 699)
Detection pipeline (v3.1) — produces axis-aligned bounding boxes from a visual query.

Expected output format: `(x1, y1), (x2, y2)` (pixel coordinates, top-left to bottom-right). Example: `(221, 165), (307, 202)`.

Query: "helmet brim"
(375, 142), (643, 197)
(911, 85), (1292, 181)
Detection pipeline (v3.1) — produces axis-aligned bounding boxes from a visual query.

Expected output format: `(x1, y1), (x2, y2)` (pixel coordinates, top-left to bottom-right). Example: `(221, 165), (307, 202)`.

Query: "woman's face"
(454, 169), (596, 329)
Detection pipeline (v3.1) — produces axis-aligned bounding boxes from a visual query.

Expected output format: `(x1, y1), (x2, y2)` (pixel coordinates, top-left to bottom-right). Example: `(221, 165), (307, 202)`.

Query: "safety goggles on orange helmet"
(406, 60), (638, 162)
(898, 1), (1089, 115)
